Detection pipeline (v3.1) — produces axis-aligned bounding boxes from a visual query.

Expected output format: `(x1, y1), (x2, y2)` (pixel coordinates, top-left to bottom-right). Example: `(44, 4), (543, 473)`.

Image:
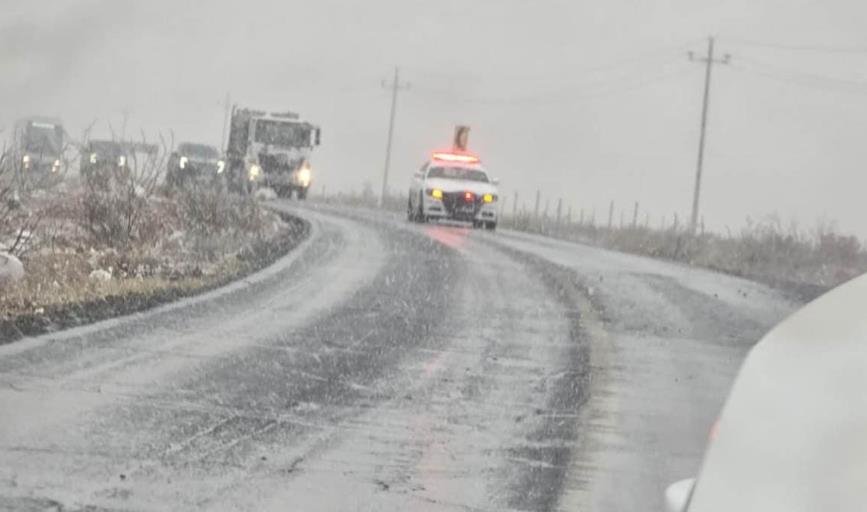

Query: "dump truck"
(225, 108), (320, 198)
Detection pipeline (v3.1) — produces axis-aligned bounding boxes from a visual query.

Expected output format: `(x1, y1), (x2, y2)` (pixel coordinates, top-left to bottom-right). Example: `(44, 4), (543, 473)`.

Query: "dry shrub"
(508, 213), (867, 293)
(80, 136), (167, 248)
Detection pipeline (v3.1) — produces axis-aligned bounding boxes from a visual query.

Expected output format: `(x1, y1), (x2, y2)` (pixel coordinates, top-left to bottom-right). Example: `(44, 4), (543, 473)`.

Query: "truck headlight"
(22, 155), (31, 168)
(118, 155), (126, 167)
(248, 164), (261, 181)
(430, 188), (443, 200)
(298, 167), (311, 185)
(89, 153), (98, 164)
(52, 159), (61, 173)
(483, 193), (495, 203)
(216, 160), (225, 174)
(179, 156), (188, 169)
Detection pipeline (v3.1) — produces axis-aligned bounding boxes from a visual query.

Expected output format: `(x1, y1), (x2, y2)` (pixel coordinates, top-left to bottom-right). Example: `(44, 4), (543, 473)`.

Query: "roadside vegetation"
(0, 139), (307, 342)
(509, 211), (867, 300)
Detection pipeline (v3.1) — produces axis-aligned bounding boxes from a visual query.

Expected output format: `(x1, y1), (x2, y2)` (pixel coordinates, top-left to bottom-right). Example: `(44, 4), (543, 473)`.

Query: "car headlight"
(89, 153), (98, 164)
(52, 159), (61, 173)
(298, 167), (311, 185)
(248, 164), (261, 181)
(118, 155), (126, 167)
(22, 155), (31, 168)
(179, 156), (188, 169)
(216, 160), (225, 174)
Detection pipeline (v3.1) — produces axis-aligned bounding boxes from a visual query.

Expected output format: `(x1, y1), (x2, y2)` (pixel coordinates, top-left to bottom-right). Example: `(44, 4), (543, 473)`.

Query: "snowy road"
(0, 203), (798, 511)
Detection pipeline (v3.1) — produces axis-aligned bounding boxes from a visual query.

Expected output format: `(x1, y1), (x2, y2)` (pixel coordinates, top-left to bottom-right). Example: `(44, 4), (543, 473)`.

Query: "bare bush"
(172, 182), (267, 260)
(506, 211), (867, 294)
(80, 133), (169, 247)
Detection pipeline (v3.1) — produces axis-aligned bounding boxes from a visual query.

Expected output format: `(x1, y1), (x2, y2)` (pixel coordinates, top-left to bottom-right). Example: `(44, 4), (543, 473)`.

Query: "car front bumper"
(424, 196), (498, 223)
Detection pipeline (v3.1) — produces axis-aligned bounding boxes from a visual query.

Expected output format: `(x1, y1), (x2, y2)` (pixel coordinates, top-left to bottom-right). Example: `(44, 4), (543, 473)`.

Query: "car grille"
(442, 191), (481, 219)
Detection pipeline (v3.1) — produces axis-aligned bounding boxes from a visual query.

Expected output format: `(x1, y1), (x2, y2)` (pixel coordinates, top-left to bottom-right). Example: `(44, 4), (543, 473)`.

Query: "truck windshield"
(427, 166), (489, 183)
(254, 120), (309, 147)
(24, 123), (63, 155)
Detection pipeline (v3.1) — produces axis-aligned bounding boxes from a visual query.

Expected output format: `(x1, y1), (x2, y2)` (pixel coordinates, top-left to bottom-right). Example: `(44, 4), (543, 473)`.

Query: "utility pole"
(220, 93), (231, 151)
(688, 37), (730, 234)
(380, 67), (410, 207)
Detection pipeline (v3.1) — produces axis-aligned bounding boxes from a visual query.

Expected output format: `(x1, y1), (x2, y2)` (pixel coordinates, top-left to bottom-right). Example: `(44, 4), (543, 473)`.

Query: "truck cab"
(13, 117), (65, 187)
(225, 108), (321, 199)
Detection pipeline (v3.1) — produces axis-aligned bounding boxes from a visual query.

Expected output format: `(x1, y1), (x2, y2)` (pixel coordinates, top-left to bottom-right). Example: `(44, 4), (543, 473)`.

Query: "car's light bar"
(432, 151), (480, 164)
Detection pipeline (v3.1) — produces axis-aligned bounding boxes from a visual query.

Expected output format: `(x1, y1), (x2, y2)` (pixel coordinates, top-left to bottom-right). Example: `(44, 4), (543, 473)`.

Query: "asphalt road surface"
(0, 203), (799, 511)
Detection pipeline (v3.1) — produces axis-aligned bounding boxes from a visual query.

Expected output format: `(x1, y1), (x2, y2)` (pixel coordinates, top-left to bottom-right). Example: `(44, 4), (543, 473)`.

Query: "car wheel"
(407, 196), (415, 222)
(417, 192), (427, 223)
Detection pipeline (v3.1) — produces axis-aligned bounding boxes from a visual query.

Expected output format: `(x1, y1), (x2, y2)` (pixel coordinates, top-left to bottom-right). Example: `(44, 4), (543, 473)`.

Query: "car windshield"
(254, 120), (308, 147)
(179, 143), (219, 159)
(23, 123), (62, 154)
(427, 166), (489, 182)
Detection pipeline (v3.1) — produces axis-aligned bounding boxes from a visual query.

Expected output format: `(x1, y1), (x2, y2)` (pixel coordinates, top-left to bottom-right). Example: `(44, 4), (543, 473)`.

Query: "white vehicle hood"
(689, 271), (867, 511)
(424, 177), (498, 196)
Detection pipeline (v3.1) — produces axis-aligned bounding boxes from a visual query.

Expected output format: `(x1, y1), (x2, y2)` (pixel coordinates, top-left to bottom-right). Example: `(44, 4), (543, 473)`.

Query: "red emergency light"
(432, 151), (480, 164)
(464, 191), (474, 202)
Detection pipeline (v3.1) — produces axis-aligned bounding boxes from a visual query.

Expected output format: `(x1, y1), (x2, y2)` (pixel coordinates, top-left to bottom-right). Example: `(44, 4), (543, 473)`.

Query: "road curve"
(0, 203), (798, 511)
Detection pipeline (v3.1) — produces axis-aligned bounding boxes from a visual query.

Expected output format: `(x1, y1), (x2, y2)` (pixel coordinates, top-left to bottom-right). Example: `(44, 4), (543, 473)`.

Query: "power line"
(738, 56), (867, 89)
(731, 65), (867, 96)
(410, 61), (694, 107)
(403, 38), (704, 84)
(724, 38), (867, 55)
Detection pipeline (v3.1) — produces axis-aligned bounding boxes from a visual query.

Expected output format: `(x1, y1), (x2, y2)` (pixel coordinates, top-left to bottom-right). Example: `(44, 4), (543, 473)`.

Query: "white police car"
(407, 151), (499, 230)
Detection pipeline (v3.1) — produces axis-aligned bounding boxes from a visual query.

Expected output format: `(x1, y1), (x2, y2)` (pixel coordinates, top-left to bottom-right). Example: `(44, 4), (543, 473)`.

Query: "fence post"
(673, 213), (679, 232)
(533, 190), (541, 222)
(632, 201), (639, 228)
(512, 191), (518, 227)
(579, 208), (585, 226)
(608, 200), (614, 230)
(555, 198), (562, 234)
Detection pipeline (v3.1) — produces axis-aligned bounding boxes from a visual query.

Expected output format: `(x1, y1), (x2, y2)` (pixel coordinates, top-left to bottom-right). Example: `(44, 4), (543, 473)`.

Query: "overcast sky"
(3, 0), (867, 237)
